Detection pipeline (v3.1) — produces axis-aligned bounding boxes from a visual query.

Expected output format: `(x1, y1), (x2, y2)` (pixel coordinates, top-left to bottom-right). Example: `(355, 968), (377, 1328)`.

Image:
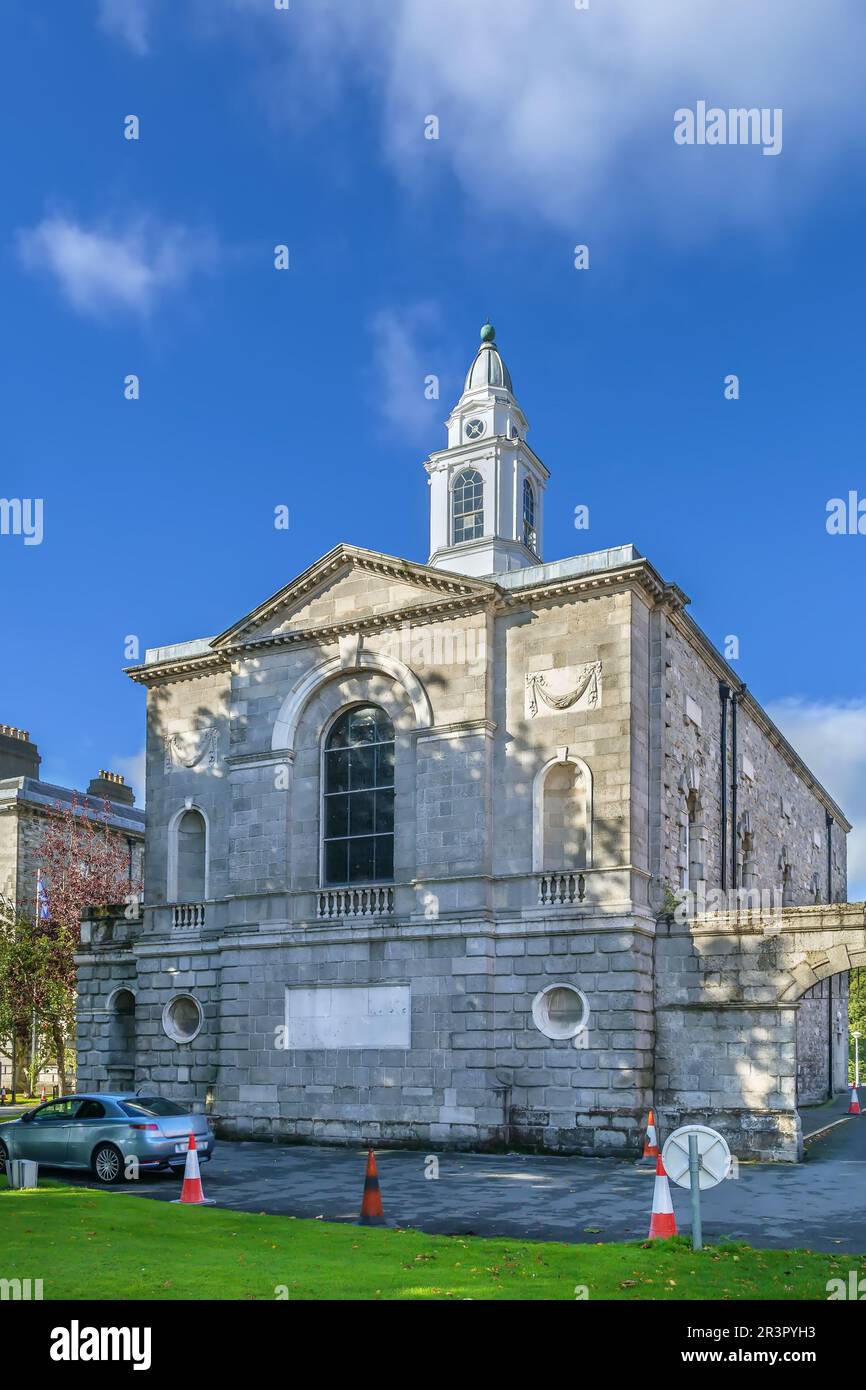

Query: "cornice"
(506, 558), (683, 611)
(212, 544), (496, 647)
(127, 590), (501, 685)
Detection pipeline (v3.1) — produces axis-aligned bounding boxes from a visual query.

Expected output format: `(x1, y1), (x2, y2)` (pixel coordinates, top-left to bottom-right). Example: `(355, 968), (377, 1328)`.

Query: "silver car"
(0, 1093), (214, 1184)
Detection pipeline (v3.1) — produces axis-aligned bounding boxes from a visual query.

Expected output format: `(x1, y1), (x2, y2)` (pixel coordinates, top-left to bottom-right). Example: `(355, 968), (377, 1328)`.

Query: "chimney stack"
(0, 725), (41, 782)
(87, 769), (135, 806)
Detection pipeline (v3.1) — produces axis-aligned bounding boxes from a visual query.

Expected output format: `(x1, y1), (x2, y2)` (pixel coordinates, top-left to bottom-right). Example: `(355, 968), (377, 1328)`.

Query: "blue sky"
(1, 0), (865, 891)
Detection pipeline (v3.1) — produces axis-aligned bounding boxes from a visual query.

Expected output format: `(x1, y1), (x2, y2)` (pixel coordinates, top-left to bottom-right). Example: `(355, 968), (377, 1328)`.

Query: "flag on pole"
(36, 872), (50, 920)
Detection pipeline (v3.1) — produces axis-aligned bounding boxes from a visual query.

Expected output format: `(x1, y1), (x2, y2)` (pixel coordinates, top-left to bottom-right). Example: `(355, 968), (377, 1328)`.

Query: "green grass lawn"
(1, 1179), (861, 1300)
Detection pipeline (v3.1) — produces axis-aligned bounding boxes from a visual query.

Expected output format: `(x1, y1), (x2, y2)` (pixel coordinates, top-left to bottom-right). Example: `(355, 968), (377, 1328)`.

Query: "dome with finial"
(464, 320), (513, 393)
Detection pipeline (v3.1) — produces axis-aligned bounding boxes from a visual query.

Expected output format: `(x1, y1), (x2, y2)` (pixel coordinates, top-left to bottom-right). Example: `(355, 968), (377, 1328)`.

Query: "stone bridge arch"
(654, 902), (866, 1162)
(772, 903), (866, 1001)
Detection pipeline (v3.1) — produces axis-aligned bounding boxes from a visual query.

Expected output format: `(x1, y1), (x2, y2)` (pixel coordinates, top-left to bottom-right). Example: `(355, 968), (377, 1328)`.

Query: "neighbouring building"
(0, 725), (144, 1089)
(74, 322), (861, 1160)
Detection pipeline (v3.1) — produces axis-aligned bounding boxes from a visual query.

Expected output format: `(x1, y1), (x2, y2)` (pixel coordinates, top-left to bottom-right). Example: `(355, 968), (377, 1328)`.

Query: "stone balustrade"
(316, 886), (395, 920)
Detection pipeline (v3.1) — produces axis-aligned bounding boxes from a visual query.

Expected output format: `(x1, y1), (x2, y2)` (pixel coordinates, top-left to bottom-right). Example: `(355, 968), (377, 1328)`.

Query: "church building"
(75, 323), (860, 1162)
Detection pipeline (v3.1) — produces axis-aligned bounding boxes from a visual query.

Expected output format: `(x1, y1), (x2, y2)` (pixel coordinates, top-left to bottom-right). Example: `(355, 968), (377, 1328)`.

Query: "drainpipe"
(719, 683), (730, 892)
(825, 810), (833, 903)
(730, 688), (739, 891)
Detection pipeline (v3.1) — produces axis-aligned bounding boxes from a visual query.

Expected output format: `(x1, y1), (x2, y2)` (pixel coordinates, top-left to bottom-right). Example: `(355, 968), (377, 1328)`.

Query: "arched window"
(451, 468), (484, 545)
(523, 477), (537, 552)
(323, 705), (395, 886)
(175, 809), (206, 902)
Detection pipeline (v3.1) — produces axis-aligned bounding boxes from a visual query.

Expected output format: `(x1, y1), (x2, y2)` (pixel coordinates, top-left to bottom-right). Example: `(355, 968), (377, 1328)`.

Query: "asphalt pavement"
(79, 1092), (866, 1253)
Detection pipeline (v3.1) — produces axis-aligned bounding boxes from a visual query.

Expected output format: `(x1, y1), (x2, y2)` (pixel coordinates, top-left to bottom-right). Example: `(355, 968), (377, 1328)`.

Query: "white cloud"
(369, 303), (449, 442)
(96, 0), (157, 56)
(16, 214), (217, 320)
(111, 748), (147, 806)
(200, 0), (866, 238)
(766, 698), (866, 901)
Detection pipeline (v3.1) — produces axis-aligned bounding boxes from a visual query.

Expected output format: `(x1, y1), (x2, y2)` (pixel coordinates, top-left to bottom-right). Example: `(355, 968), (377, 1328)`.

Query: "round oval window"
(531, 983), (589, 1041)
(162, 994), (203, 1044)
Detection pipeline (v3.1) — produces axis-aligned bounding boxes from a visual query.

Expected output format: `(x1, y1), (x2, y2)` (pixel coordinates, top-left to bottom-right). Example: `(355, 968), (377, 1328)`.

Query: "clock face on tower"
(465, 417), (485, 440)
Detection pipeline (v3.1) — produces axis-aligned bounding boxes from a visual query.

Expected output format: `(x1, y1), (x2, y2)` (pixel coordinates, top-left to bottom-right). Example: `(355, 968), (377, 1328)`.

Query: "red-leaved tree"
(35, 797), (141, 1092)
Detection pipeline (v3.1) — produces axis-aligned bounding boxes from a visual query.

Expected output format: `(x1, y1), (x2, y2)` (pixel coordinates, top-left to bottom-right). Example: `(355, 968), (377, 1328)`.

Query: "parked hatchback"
(0, 1094), (213, 1184)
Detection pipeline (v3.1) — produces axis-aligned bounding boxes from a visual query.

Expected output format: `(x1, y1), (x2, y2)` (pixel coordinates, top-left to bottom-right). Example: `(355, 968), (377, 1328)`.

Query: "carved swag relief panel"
(163, 727), (220, 772)
(525, 662), (602, 719)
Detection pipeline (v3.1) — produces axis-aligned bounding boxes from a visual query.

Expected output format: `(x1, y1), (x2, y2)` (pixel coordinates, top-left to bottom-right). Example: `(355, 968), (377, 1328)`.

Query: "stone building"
(0, 724), (144, 1088)
(75, 323), (860, 1160)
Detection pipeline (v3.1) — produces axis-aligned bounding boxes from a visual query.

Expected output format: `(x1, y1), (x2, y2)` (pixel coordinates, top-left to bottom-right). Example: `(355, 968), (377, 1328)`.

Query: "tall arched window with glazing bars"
(451, 468), (484, 545)
(523, 477), (537, 552)
(322, 705), (395, 885)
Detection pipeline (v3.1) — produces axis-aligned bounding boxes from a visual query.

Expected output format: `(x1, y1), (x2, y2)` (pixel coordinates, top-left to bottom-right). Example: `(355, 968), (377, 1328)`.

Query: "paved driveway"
(85, 1094), (866, 1254)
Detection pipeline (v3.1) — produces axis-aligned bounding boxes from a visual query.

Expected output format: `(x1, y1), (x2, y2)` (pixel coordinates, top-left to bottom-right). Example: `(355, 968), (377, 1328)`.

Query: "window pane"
(349, 745), (375, 790)
(349, 793), (374, 836)
(327, 717), (351, 749)
(324, 794), (349, 838)
(546, 987), (584, 1031)
(375, 791), (394, 834)
(325, 839), (348, 885)
(325, 748), (349, 793)
(348, 709), (378, 744)
(374, 835), (394, 881)
(376, 742), (395, 786)
(348, 836), (375, 883)
(120, 1098), (188, 1117)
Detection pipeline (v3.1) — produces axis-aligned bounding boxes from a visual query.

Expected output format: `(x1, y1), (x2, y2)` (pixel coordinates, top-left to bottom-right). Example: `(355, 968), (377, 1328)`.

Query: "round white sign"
(661, 1124), (732, 1191)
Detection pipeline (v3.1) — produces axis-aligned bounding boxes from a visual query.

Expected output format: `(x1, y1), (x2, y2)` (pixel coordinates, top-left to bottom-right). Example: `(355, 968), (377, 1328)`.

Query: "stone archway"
(271, 640), (433, 755)
(654, 901), (866, 1161)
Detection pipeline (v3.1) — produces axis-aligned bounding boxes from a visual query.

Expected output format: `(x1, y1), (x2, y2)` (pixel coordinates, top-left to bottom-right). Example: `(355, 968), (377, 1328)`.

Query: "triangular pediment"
(210, 544), (496, 649)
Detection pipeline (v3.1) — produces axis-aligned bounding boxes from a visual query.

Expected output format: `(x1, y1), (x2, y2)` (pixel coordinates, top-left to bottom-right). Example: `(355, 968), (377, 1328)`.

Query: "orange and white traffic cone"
(358, 1148), (387, 1226)
(641, 1109), (660, 1159)
(40, 1085), (46, 1102)
(171, 1133), (215, 1205)
(647, 1154), (678, 1239)
(849, 1084), (861, 1116)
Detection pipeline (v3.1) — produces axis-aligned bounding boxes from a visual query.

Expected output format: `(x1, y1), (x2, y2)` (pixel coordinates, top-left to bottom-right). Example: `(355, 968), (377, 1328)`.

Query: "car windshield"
(119, 1097), (189, 1118)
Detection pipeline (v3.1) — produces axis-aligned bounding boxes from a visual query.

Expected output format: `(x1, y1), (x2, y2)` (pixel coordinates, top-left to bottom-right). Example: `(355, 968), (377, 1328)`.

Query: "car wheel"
(0, 1137), (8, 1166)
(92, 1143), (124, 1184)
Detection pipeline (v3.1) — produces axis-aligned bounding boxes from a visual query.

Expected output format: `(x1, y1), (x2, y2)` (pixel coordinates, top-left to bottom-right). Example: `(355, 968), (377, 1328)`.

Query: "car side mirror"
(20, 1112), (33, 1124)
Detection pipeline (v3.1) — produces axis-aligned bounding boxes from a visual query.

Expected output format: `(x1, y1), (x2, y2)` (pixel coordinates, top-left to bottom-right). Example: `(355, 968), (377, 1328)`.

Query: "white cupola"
(424, 322), (548, 576)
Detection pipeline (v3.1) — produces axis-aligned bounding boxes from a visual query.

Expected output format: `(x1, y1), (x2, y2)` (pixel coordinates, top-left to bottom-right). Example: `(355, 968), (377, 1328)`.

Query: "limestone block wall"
(661, 623), (846, 904)
(795, 976), (849, 1104)
(492, 589), (634, 878)
(497, 922), (654, 1155)
(731, 698), (846, 903)
(0, 805), (18, 899)
(144, 670), (231, 905)
(77, 911), (657, 1156)
(206, 919), (654, 1155)
(655, 906), (865, 1160)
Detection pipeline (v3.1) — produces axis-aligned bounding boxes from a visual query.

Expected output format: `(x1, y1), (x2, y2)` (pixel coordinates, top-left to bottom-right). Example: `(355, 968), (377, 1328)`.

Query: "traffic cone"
(358, 1148), (387, 1226)
(849, 1084), (861, 1116)
(40, 1085), (45, 1102)
(171, 1133), (215, 1205)
(642, 1109), (660, 1159)
(647, 1154), (678, 1239)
